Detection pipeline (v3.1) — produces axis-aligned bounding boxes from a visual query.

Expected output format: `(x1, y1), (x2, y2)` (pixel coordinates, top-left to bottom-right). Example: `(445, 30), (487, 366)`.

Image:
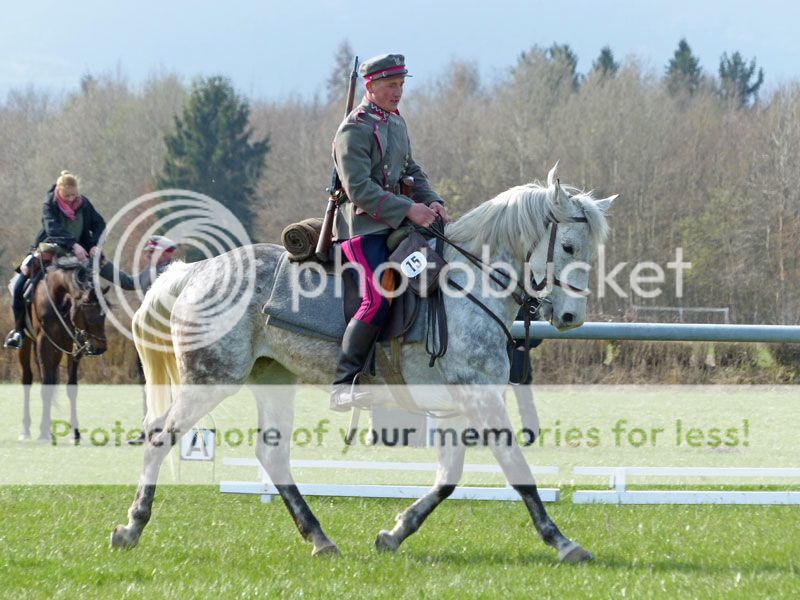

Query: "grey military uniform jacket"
(333, 98), (443, 240)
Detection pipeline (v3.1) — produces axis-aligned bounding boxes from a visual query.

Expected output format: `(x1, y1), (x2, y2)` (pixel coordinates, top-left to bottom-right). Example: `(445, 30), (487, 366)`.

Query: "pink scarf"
(55, 188), (84, 220)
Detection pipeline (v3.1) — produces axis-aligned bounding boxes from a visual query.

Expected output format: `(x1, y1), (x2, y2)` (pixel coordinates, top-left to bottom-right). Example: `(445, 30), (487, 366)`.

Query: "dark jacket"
(32, 185), (106, 253)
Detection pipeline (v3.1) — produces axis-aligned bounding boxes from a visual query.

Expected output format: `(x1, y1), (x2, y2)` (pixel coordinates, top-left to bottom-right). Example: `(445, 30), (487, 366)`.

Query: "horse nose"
(87, 344), (107, 356)
(562, 312), (575, 325)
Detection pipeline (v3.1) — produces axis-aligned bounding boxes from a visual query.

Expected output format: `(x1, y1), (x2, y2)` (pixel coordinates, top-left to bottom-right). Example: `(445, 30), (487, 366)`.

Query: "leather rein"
(33, 256), (107, 356)
(423, 212), (590, 361)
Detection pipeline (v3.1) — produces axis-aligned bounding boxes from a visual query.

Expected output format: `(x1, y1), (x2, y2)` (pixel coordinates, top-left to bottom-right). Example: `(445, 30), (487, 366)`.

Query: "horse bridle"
(526, 212), (590, 297)
(34, 256), (107, 356)
(423, 211), (591, 367)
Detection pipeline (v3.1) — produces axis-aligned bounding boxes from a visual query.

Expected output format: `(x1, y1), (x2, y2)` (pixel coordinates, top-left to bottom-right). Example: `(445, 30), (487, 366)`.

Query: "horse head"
(530, 166), (617, 330)
(66, 263), (109, 356)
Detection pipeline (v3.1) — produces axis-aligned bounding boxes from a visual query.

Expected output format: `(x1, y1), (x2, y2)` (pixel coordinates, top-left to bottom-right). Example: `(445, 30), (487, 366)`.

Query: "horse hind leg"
(252, 381), (338, 556)
(375, 415), (468, 553)
(111, 385), (228, 549)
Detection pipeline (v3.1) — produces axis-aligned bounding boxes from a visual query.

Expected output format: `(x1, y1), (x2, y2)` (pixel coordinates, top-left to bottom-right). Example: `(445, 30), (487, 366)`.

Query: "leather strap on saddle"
(373, 340), (420, 413)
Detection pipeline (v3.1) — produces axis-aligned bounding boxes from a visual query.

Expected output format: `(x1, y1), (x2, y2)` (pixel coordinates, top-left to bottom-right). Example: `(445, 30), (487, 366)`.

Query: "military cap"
(360, 54), (411, 82)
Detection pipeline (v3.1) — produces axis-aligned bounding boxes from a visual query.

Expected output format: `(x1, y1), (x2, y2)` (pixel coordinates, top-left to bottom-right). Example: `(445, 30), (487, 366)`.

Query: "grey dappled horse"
(111, 167), (616, 563)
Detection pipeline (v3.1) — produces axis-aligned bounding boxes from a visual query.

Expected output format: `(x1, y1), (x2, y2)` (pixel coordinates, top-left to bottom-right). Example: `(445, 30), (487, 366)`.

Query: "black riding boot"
(4, 274), (29, 349)
(330, 319), (381, 412)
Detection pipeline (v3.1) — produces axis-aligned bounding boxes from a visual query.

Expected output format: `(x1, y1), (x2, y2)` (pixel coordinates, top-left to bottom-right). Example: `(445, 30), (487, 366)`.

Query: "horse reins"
(423, 212), (590, 370)
(34, 255), (104, 356)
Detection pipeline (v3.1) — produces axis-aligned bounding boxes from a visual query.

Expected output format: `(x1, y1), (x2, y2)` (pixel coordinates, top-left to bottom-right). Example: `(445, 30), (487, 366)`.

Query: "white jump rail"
(220, 458), (560, 502)
(572, 466), (800, 505)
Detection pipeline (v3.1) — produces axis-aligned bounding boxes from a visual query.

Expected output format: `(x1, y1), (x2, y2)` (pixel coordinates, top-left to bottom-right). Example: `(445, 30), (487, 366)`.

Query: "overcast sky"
(3, 0), (798, 101)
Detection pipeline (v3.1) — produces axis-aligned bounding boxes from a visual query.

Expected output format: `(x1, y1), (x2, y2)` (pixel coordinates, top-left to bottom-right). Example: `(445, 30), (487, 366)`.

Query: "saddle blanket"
(262, 251), (427, 343)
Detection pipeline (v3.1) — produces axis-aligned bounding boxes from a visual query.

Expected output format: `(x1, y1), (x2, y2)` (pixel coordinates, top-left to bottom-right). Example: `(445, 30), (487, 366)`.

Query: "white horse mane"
(445, 176), (609, 258)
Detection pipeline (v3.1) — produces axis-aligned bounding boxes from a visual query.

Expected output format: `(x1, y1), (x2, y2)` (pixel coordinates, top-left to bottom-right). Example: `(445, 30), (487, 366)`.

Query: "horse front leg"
(66, 356), (80, 444)
(111, 410), (172, 549)
(19, 339), (33, 440)
(375, 415), (468, 552)
(252, 384), (338, 556)
(36, 342), (60, 442)
(468, 392), (592, 564)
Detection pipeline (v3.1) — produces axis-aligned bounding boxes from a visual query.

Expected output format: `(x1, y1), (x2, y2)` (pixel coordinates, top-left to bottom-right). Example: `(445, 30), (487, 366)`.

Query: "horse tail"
(133, 262), (193, 428)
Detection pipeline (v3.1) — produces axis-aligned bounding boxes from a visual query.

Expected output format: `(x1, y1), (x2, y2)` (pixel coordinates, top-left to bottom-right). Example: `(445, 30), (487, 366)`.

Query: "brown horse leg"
(19, 338), (33, 440)
(375, 415), (468, 552)
(253, 385), (338, 556)
(468, 395), (592, 564)
(66, 356), (80, 444)
(36, 340), (61, 442)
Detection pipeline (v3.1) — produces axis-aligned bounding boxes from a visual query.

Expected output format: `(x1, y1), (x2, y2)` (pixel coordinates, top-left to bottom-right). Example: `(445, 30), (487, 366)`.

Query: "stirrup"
(4, 330), (23, 350)
(329, 382), (372, 412)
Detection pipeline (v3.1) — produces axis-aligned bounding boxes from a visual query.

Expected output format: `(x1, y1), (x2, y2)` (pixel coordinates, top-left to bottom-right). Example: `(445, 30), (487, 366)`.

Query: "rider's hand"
(406, 203), (437, 228)
(429, 202), (450, 224)
(72, 243), (88, 262)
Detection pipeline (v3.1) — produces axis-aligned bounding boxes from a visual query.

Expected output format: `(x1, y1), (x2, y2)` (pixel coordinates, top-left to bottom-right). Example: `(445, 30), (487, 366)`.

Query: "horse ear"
(546, 162), (560, 187)
(553, 177), (569, 209)
(595, 194), (619, 213)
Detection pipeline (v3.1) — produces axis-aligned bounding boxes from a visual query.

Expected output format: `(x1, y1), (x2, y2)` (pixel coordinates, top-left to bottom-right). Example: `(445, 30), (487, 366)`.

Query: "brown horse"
(18, 258), (108, 442)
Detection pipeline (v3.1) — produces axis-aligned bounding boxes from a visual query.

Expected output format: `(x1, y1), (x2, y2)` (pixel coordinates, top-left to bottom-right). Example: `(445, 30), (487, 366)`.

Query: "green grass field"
(1, 485), (798, 598)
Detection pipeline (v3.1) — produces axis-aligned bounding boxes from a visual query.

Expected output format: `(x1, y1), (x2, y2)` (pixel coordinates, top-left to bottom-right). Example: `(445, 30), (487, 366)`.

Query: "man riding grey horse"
(329, 53), (449, 411)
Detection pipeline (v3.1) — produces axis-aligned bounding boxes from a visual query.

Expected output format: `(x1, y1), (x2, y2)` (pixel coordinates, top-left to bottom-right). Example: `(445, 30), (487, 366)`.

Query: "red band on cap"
(364, 64), (407, 82)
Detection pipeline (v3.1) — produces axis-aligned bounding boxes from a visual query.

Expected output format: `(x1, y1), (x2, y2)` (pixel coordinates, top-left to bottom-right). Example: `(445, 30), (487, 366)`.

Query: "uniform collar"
(366, 100), (399, 121)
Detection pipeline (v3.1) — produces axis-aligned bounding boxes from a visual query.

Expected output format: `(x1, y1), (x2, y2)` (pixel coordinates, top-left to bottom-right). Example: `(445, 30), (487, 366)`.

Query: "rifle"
(315, 56), (359, 262)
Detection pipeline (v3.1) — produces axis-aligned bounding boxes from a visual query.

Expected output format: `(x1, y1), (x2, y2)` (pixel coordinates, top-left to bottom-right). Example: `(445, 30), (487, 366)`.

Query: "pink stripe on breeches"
(341, 234), (392, 325)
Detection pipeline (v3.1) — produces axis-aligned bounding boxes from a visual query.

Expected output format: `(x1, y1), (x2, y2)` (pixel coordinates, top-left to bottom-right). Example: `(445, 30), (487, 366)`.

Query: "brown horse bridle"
(33, 257), (107, 356)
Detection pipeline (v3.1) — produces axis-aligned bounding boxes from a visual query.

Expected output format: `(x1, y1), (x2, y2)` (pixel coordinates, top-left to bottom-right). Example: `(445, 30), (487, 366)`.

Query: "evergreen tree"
(547, 43), (581, 89)
(155, 76), (269, 243)
(719, 51), (764, 107)
(592, 46), (619, 78)
(326, 40), (357, 105)
(665, 38), (702, 96)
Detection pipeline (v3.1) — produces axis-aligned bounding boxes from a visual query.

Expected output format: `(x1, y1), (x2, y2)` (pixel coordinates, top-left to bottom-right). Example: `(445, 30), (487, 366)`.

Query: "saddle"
(261, 248), (426, 344)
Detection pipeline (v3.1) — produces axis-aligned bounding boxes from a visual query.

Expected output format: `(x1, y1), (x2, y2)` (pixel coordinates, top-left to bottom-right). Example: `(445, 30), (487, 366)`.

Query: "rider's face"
(366, 77), (404, 112)
(59, 186), (79, 204)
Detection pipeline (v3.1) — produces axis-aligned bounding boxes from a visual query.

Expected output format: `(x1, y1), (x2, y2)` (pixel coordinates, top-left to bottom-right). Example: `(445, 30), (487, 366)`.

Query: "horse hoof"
(110, 525), (139, 550)
(559, 542), (593, 564)
(36, 435), (52, 445)
(375, 530), (399, 553)
(311, 542), (339, 557)
(18, 432), (31, 441)
(73, 429), (81, 445)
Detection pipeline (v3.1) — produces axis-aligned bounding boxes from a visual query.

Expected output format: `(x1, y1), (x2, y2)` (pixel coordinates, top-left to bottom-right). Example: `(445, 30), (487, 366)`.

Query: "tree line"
(0, 38), (797, 328)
